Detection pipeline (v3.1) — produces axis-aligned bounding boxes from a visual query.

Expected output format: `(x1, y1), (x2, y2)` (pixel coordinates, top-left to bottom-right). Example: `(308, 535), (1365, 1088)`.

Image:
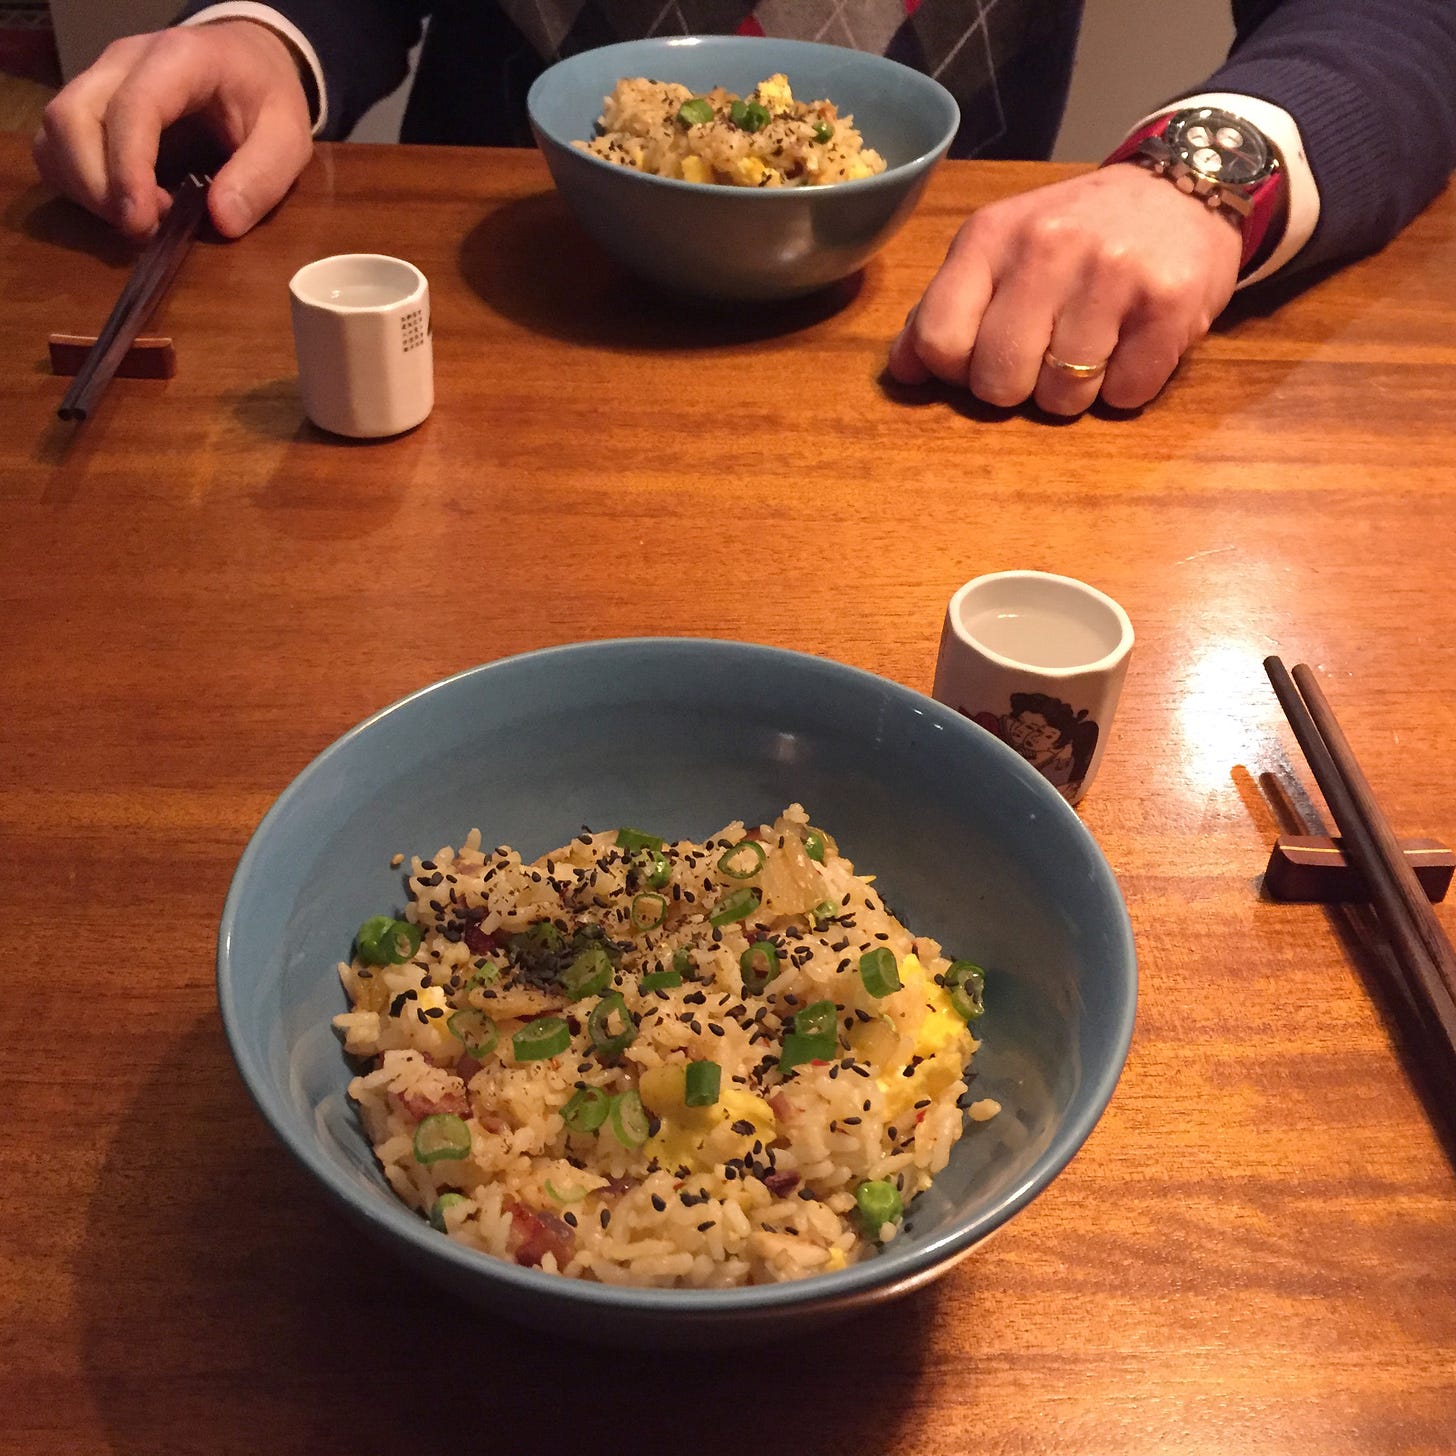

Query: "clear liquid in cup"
(326, 281), (409, 307)
(964, 604), (1115, 669)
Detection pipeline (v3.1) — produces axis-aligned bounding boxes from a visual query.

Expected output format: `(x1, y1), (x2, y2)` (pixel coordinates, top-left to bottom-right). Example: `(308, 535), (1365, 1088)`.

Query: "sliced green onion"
(812, 120), (834, 144)
(615, 827), (664, 852)
(512, 1015), (570, 1061)
(731, 98), (771, 132)
(447, 1007), (499, 1058)
(588, 992), (637, 1058)
(633, 848), (672, 889)
(561, 1085), (610, 1134)
(413, 1112), (471, 1164)
(676, 97), (713, 127)
(630, 891), (668, 932)
(859, 946), (902, 998)
(795, 999), (837, 1039)
(355, 915), (396, 965)
(511, 921), (565, 956)
(609, 1089), (650, 1149)
(779, 1031), (836, 1073)
(803, 828), (826, 863)
(739, 940), (780, 995)
(561, 943), (613, 1001)
(429, 1192), (469, 1230)
(709, 887), (761, 928)
(854, 1178), (904, 1238)
(810, 899), (836, 923)
(672, 947), (696, 977)
(386, 920), (421, 962)
(468, 960), (503, 988)
(545, 1179), (587, 1203)
(717, 839), (766, 880)
(357, 915), (420, 966)
(685, 1059), (722, 1107)
(946, 961), (986, 1020)
(640, 969), (683, 993)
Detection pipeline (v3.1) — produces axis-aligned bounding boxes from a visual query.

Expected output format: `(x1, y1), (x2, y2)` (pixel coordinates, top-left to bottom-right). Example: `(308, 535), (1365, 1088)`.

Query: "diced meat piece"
(763, 1169), (800, 1197)
(507, 1202), (576, 1268)
(462, 918), (500, 957)
(397, 1085), (470, 1121)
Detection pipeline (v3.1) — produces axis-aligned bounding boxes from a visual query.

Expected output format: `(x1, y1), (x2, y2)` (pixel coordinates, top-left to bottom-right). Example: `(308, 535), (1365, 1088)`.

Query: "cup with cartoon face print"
(931, 571), (1134, 806)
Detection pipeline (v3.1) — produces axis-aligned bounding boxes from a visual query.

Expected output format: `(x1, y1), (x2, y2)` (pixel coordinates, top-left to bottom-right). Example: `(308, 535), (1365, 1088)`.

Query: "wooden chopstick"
(57, 173), (211, 423)
(1265, 656), (1456, 1075)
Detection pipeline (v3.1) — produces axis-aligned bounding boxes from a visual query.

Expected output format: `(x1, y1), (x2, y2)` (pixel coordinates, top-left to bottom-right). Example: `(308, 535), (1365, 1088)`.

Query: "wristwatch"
(1103, 106), (1287, 272)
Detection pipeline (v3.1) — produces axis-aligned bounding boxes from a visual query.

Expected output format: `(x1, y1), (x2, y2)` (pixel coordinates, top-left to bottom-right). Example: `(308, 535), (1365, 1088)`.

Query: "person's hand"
(887, 162), (1244, 415)
(33, 20), (312, 241)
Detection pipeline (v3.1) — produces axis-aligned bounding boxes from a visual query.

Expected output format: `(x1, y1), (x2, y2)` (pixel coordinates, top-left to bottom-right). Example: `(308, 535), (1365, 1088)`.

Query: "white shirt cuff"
(1132, 92), (1319, 287)
(181, 3), (328, 137)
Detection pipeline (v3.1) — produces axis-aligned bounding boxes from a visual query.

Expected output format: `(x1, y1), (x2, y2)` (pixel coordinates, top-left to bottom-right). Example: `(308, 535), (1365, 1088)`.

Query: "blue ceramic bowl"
(526, 36), (959, 300)
(218, 640), (1135, 1346)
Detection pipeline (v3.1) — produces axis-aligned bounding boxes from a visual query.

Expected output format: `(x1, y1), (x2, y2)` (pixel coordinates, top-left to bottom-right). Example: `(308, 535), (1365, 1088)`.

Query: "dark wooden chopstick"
(1265, 656), (1456, 1075)
(57, 173), (211, 423)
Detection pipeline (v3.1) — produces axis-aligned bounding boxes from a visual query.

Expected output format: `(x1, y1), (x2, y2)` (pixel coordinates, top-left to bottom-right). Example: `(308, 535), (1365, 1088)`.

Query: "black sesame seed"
(696, 1220), (715, 1232)
(563, 1211), (578, 1227)
(651, 1194), (667, 1212)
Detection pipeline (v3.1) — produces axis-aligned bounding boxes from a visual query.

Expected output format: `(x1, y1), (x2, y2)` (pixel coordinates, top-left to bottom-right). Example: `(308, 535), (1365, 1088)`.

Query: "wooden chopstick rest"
(48, 333), (176, 380)
(1265, 833), (1454, 903)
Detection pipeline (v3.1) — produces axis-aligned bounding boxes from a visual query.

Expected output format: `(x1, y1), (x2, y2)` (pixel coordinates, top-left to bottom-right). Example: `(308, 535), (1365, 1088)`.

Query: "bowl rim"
(526, 34), (961, 197)
(218, 637), (1136, 1316)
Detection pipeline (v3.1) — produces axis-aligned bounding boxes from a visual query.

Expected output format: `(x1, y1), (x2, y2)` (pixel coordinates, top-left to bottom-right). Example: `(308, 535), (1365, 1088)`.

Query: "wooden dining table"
(2, 130), (1454, 1455)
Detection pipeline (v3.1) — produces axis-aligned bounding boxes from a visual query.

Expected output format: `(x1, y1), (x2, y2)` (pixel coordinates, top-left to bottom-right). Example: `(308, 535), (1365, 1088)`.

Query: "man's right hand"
(33, 20), (313, 241)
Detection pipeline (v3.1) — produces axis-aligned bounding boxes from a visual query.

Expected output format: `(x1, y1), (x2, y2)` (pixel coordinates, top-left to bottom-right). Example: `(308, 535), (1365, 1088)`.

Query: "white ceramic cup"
(288, 254), (433, 438)
(932, 571), (1134, 806)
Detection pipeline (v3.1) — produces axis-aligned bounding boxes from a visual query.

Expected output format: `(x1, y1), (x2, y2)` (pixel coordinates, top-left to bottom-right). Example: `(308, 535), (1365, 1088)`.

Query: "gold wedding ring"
(1042, 349), (1108, 380)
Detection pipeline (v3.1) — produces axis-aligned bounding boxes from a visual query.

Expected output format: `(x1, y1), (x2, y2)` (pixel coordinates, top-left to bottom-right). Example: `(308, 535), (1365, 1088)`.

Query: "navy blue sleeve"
(176, 0), (428, 140)
(1210, 0), (1456, 275)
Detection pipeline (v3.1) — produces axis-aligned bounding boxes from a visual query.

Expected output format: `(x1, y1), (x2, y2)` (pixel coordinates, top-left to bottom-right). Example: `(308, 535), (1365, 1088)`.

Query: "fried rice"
(576, 73), (887, 187)
(333, 804), (996, 1288)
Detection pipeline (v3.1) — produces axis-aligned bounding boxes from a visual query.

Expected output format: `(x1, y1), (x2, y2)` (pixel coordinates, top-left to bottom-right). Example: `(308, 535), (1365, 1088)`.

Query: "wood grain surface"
(2, 134), (1454, 1456)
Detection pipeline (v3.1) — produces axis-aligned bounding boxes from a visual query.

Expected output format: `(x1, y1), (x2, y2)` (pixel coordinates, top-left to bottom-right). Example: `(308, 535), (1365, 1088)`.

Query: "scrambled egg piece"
(406, 984), (455, 1054)
(732, 155), (770, 187)
(754, 73), (795, 112)
(877, 954), (975, 1121)
(640, 1064), (777, 1174)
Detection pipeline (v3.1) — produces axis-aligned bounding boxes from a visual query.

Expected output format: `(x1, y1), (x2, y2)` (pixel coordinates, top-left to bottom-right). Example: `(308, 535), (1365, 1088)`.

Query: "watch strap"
(1104, 113), (1285, 273)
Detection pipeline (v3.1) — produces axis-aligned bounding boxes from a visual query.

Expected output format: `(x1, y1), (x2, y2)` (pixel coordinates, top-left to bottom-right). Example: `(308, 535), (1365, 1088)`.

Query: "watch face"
(1165, 107), (1274, 188)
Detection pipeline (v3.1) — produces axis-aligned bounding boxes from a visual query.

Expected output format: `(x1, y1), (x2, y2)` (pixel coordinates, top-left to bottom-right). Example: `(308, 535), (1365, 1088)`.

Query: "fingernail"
(211, 186), (250, 237)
